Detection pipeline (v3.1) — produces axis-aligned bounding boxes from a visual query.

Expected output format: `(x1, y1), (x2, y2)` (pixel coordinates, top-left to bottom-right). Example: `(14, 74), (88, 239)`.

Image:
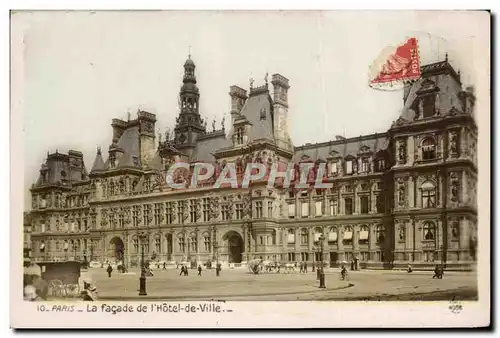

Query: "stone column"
(438, 171), (444, 207)
(368, 223), (375, 261)
(294, 228), (300, 254)
(354, 185), (359, 215)
(353, 224), (359, 260)
(308, 227), (313, 253)
(337, 227), (344, 262)
(458, 218), (467, 261)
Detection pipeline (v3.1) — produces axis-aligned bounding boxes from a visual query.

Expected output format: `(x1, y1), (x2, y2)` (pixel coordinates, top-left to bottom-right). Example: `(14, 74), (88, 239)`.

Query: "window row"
(287, 195), (385, 218)
(284, 226), (386, 245)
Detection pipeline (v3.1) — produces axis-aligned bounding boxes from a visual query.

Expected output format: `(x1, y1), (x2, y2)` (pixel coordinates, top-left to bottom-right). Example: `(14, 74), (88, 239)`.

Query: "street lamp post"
(214, 242), (220, 277)
(138, 232), (147, 296)
(319, 234), (326, 288)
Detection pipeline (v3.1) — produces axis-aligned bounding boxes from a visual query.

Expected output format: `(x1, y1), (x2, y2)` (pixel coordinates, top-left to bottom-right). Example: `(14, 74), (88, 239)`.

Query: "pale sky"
(16, 10), (489, 209)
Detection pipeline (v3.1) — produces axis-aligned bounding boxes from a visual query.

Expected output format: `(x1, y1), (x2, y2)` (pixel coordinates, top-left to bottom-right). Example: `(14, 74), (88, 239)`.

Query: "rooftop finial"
(97, 146), (101, 155)
(188, 45), (192, 59)
(127, 110), (131, 121)
(249, 74), (254, 89)
(445, 52), (448, 62)
(212, 117), (216, 132)
(265, 71), (269, 85)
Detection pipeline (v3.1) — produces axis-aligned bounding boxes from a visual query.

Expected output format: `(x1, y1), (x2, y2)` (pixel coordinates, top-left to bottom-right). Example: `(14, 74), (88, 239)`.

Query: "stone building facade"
(26, 55), (478, 270)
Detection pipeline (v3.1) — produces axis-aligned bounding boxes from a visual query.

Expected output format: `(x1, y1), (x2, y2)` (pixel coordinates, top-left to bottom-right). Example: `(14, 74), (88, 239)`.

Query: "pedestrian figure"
(299, 262), (304, 273)
(163, 262), (167, 270)
(184, 266), (189, 276)
(407, 264), (413, 273)
(106, 264), (113, 278)
(179, 266), (184, 276)
(198, 265), (202, 276)
(304, 262), (308, 273)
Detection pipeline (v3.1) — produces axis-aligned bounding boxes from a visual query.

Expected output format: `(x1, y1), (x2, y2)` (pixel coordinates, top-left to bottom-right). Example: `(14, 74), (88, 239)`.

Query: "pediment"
(358, 145), (371, 154)
(327, 149), (341, 159)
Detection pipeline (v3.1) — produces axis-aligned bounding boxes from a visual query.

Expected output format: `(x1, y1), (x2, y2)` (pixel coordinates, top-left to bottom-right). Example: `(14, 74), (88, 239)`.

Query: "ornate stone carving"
(101, 209), (108, 226)
(398, 180), (405, 207)
(449, 172), (460, 202)
(195, 199), (202, 221)
(398, 225), (405, 241)
(449, 132), (459, 155)
(398, 139), (406, 163)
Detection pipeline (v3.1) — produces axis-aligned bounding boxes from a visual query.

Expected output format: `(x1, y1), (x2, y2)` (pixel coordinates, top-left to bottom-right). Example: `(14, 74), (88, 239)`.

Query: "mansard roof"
(292, 133), (389, 162)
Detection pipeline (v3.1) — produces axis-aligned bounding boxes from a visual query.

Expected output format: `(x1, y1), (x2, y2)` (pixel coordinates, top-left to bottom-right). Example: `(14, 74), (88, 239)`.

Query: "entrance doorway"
(223, 231), (244, 263)
(330, 252), (338, 267)
(109, 237), (124, 261)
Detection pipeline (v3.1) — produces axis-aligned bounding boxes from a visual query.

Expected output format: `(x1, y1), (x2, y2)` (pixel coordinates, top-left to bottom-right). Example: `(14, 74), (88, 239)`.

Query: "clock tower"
(174, 54), (206, 159)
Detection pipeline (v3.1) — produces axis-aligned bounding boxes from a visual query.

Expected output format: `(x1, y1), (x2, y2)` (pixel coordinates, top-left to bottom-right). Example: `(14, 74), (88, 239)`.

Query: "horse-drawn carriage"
(37, 261), (82, 298)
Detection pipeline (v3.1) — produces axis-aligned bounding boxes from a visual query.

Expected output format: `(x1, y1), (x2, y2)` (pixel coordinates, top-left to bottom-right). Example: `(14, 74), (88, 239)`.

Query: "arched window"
(301, 228), (309, 245)
(132, 237), (139, 253)
(328, 227), (338, 243)
(376, 225), (385, 243)
(423, 221), (435, 240)
(421, 181), (437, 208)
(178, 234), (186, 253)
(203, 232), (211, 251)
(422, 138), (436, 160)
(343, 225), (353, 244)
(313, 227), (323, 243)
(359, 225), (369, 244)
(189, 233), (197, 252)
(287, 229), (295, 244)
(154, 235), (161, 253)
(271, 229), (277, 245)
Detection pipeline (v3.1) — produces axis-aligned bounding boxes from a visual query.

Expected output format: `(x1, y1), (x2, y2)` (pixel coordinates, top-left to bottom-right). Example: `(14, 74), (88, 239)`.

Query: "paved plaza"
(86, 267), (478, 301)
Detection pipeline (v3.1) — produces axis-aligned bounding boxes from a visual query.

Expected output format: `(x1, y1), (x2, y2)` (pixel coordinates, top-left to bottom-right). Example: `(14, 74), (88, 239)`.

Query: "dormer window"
(360, 158), (370, 173)
(345, 160), (353, 175)
(236, 128), (244, 145)
(260, 108), (267, 120)
(420, 95), (435, 118)
(329, 161), (338, 175)
(422, 137), (437, 160)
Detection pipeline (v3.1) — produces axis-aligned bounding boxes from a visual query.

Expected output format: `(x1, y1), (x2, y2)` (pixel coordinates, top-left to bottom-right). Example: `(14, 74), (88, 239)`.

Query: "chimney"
(229, 85), (248, 123)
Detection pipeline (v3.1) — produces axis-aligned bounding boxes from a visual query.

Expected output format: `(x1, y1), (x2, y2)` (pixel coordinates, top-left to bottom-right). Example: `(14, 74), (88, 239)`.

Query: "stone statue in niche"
(212, 119), (216, 132)
(449, 173), (459, 202)
(451, 220), (459, 238)
(434, 94), (440, 115)
(399, 225), (405, 241)
(398, 141), (406, 162)
(451, 180), (460, 202)
(398, 183), (405, 207)
(450, 133), (458, 154)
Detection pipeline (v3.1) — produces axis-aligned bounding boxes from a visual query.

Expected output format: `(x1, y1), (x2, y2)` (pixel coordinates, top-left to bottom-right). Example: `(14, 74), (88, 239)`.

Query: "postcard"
(11, 10), (491, 328)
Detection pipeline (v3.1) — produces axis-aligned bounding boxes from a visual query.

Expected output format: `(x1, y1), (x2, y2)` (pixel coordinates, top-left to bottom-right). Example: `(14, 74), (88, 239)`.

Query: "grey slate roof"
(293, 134), (389, 162)
(193, 132), (231, 162)
(117, 126), (140, 167)
(240, 88), (275, 143)
(90, 152), (105, 172)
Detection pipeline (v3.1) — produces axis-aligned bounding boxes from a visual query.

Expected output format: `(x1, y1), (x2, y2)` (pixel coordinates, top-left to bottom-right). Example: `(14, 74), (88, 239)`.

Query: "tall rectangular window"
(154, 203), (161, 225)
(267, 201), (273, 218)
(255, 202), (263, 218)
(346, 160), (353, 174)
(360, 196), (369, 214)
(345, 198), (353, 215)
(189, 200), (197, 223)
(221, 204), (230, 221)
(288, 203), (295, 219)
(165, 202), (173, 224)
(202, 198), (210, 222)
(235, 203), (243, 219)
(301, 201), (309, 218)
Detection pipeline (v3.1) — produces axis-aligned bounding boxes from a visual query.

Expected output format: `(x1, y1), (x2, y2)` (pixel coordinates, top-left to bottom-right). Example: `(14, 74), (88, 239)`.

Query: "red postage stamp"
(369, 37), (421, 89)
